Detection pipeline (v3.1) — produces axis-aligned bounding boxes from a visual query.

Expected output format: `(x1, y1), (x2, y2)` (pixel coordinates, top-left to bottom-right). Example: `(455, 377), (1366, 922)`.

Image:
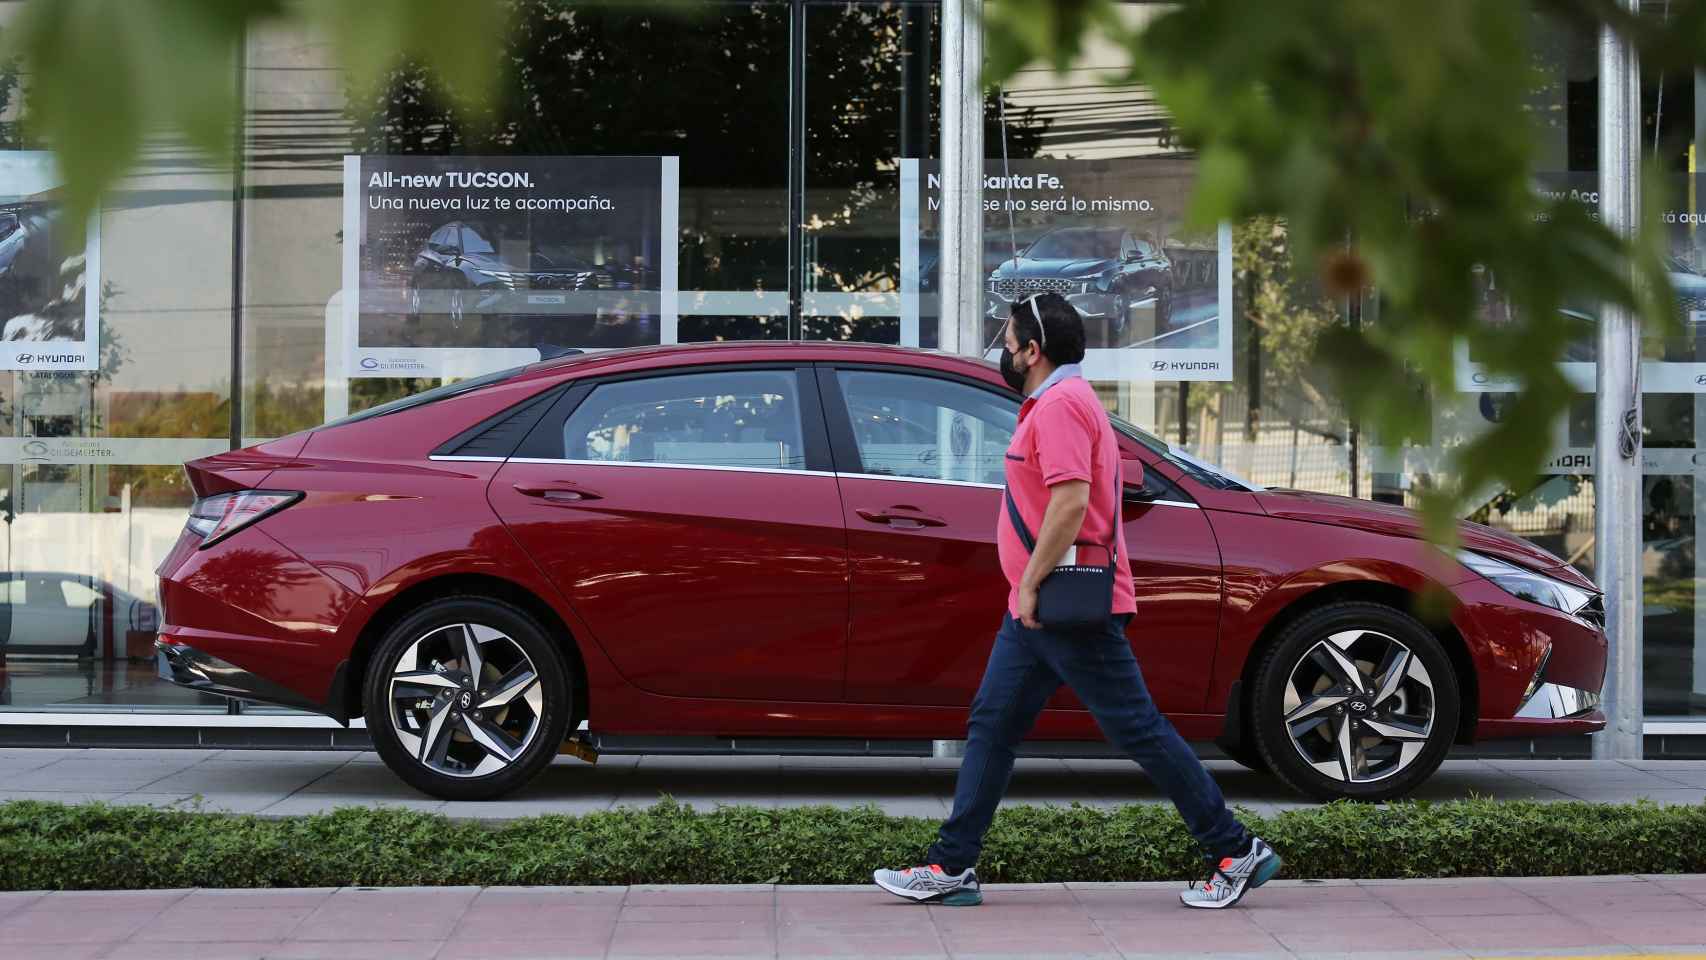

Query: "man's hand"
(1017, 579), (1042, 629)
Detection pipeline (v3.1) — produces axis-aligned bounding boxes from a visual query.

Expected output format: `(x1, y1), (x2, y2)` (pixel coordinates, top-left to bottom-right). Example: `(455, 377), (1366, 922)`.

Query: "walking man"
(874, 293), (1281, 909)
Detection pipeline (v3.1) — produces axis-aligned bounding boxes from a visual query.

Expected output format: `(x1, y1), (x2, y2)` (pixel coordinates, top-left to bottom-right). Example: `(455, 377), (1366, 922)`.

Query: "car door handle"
(856, 507), (947, 528)
(513, 483), (601, 503)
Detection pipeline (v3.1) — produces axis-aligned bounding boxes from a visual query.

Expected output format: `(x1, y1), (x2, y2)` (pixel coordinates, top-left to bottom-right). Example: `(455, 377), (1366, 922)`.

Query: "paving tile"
(118, 792), (286, 814)
(258, 795), (447, 816)
(136, 760), (331, 796)
(607, 920), (776, 957)
(103, 942), (280, 960)
(940, 933), (1120, 959)
(0, 944), (112, 960)
(270, 940), (452, 959)
(291, 885), (479, 941)
(132, 904), (317, 942)
(438, 938), (613, 959)
(0, 790), (130, 805)
(32, 889), (192, 911)
(1575, 913), (1706, 946)
(0, 891), (45, 918)
(1268, 915), (1455, 954)
(1414, 913), (1627, 951)
(0, 907), (165, 943)
(441, 797), (617, 819)
(625, 885), (774, 906)
(449, 904), (618, 942)
(471, 885), (628, 906)
(619, 903), (774, 923)
(1097, 914), (1287, 954)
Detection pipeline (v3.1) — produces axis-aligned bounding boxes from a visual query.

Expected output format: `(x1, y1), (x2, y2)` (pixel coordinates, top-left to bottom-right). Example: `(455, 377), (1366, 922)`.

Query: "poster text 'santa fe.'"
(342, 155), (678, 379)
(904, 157), (1232, 382)
(0, 151), (100, 372)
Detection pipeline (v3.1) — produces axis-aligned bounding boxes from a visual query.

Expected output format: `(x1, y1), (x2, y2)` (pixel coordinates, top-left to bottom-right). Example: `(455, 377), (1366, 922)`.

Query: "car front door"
(823, 365), (1222, 715)
(487, 366), (849, 702)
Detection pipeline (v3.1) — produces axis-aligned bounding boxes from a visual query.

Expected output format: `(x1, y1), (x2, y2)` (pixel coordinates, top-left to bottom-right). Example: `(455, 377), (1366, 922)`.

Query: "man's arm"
(1016, 479), (1090, 628)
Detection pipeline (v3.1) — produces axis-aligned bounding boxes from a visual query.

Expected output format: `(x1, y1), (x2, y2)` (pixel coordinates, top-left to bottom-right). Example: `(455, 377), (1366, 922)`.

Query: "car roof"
(515, 340), (1007, 387)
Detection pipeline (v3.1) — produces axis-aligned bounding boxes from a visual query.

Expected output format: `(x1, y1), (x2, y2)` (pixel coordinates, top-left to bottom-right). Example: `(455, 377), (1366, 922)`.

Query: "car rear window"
(323, 364), (529, 429)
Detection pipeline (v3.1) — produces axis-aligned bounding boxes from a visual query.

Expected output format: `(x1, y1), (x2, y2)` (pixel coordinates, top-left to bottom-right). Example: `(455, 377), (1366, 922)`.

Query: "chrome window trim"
(507, 457), (831, 478)
(427, 455), (1199, 508)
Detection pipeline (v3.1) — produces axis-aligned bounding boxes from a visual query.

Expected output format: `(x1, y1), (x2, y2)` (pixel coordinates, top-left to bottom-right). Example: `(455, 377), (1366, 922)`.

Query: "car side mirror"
(1120, 455), (1149, 500)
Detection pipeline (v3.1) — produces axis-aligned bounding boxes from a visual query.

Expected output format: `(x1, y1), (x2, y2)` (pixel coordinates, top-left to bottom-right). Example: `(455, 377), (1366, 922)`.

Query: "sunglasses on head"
(1012, 292), (1047, 350)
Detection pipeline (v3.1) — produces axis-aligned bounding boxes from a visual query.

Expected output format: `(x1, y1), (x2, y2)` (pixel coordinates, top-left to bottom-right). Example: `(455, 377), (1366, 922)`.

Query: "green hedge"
(2, 797), (1703, 890)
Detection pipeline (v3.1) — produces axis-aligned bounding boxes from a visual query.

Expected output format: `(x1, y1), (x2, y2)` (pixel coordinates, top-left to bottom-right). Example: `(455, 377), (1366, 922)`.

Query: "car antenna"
(537, 344), (585, 360)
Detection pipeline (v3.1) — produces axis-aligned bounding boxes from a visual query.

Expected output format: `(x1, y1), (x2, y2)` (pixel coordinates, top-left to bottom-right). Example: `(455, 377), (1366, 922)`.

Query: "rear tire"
(1250, 601), (1458, 802)
(363, 596), (572, 801)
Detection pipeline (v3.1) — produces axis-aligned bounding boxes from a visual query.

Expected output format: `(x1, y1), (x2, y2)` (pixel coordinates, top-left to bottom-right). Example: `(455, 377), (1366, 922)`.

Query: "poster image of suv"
(0, 204), (88, 344)
(984, 226), (1170, 347)
(404, 219), (650, 330)
(354, 155), (667, 355)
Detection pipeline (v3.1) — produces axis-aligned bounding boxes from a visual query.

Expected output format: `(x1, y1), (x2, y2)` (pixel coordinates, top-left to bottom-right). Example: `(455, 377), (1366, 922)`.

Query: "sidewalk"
(2, 748), (1704, 819)
(2, 876), (1705, 959)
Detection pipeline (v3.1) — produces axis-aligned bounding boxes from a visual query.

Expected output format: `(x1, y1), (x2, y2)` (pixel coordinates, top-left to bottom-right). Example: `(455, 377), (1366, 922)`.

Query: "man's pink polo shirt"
(998, 369), (1137, 619)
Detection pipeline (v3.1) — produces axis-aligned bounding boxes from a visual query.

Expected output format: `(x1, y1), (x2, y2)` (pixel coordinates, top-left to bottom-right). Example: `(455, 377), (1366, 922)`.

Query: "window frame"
(819, 363), (1019, 487)
(513, 363), (835, 474)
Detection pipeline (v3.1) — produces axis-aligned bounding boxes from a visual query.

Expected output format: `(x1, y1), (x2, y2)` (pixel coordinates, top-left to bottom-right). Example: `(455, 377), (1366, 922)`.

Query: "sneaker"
(1179, 836), (1283, 909)
(872, 864), (982, 906)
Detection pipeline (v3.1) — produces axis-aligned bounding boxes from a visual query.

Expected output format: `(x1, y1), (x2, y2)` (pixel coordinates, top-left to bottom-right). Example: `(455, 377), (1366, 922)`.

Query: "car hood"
(991, 257), (1115, 280)
(1254, 488), (1596, 590)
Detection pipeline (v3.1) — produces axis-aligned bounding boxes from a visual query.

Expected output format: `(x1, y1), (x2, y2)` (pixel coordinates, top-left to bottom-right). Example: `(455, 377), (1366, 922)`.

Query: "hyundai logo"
(1151, 360), (1168, 371)
(21, 439), (49, 461)
(1349, 700), (1369, 713)
(360, 357), (380, 370)
(459, 690), (473, 710)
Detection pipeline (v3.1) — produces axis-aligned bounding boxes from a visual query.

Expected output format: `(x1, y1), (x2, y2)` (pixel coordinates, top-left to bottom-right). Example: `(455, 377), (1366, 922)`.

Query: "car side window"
(837, 370), (1016, 484)
(0, 579), (23, 605)
(560, 371), (807, 471)
(1129, 464), (1190, 503)
(58, 580), (101, 608)
(460, 225), (496, 255)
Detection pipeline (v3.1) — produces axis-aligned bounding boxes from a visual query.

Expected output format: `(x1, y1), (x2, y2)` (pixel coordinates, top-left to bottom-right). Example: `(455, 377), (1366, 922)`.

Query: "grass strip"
(1, 796), (1702, 889)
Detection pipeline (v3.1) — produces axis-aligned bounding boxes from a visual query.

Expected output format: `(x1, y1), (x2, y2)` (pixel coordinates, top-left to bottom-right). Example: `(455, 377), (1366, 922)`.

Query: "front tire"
(1250, 602), (1459, 802)
(363, 597), (573, 801)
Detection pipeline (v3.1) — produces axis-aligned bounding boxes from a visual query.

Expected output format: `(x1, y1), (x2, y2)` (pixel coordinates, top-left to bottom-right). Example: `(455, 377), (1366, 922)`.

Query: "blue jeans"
(928, 613), (1248, 872)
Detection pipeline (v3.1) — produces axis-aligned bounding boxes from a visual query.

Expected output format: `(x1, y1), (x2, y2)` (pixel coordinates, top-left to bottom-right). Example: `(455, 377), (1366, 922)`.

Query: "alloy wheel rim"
(387, 622), (543, 778)
(1281, 628), (1435, 783)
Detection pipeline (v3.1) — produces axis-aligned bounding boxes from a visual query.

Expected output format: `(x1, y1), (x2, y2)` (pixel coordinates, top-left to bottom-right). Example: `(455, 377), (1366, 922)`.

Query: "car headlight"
(476, 269), (521, 288)
(1456, 550), (1596, 617)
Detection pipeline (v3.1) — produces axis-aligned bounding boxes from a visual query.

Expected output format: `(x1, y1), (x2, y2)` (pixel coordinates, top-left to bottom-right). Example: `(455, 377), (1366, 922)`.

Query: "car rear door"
(821, 364), (1221, 714)
(487, 365), (850, 702)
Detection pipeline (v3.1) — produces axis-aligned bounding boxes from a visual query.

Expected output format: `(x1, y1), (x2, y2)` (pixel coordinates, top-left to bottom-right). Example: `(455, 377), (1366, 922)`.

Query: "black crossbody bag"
(1003, 463), (1120, 630)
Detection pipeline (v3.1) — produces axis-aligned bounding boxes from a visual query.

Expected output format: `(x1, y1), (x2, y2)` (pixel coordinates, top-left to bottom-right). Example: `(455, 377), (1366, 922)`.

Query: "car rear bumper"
(156, 638), (341, 718)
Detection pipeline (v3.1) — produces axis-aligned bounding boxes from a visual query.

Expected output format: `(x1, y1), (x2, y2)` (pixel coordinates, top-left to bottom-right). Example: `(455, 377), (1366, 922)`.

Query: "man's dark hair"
(1010, 292), (1087, 366)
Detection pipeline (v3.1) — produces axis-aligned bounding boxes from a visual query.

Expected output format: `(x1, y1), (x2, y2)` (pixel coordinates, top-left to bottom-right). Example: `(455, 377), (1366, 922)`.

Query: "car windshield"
(1026, 229), (1122, 261)
(322, 364), (529, 428)
(1108, 413), (1263, 491)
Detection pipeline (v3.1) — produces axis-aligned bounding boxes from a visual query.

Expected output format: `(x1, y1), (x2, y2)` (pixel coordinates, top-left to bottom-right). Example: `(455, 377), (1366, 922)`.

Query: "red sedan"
(156, 342), (1606, 801)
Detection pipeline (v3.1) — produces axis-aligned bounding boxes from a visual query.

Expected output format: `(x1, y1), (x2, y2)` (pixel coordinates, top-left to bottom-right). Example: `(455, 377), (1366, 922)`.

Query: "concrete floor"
(3, 876), (1706, 959)
(1, 748), (1703, 819)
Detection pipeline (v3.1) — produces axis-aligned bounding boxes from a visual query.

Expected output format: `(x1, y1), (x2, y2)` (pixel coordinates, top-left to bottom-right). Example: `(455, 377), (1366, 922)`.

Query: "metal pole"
(1594, 4), (1644, 760)
(933, 0), (982, 762)
(938, 0), (983, 355)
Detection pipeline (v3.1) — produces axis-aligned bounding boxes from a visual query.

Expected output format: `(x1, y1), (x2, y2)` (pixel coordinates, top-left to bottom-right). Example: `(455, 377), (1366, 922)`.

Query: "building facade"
(1, 1), (1701, 747)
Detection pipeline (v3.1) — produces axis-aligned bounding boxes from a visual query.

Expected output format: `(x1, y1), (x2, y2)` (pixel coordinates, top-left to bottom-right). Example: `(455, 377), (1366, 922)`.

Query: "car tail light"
(186, 490), (302, 548)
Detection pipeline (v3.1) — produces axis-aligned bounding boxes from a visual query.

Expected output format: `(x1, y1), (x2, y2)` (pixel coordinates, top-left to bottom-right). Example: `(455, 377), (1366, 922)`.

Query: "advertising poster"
(342, 155), (677, 378)
(1455, 171), (1706, 392)
(903, 158), (1232, 382)
(0, 151), (100, 371)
